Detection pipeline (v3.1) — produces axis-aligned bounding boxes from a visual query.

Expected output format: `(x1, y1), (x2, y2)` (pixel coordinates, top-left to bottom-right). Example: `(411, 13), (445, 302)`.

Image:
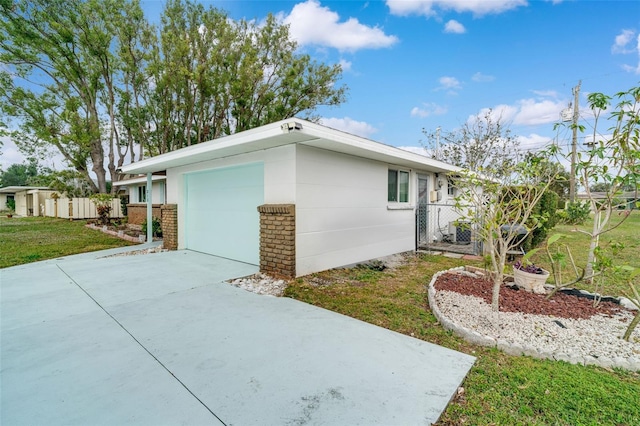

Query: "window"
(447, 177), (456, 196)
(137, 185), (146, 203)
(388, 169), (409, 203)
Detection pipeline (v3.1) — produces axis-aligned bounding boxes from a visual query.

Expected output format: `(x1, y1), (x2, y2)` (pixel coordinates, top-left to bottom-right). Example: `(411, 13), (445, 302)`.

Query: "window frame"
(137, 185), (146, 203)
(388, 168), (411, 204)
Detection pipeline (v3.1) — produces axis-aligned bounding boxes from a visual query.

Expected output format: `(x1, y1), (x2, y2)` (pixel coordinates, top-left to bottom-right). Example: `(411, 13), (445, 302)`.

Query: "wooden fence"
(44, 198), (124, 219)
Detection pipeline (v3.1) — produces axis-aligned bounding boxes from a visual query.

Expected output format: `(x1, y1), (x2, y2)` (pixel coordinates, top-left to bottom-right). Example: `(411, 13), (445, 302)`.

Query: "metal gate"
(417, 202), (482, 256)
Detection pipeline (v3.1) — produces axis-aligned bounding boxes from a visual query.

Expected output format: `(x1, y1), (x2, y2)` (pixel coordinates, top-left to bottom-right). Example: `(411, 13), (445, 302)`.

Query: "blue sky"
(2, 0), (640, 171)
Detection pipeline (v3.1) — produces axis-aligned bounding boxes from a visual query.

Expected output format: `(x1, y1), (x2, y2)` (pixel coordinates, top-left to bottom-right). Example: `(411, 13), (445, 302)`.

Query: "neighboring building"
(577, 191), (639, 211)
(0, 186), (56, 216)
(121, 118), (462, 277)
(115, 175), (167, 225)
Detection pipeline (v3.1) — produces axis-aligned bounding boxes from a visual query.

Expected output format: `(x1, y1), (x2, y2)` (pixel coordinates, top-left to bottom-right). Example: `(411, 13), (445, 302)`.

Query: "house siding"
(294, 145), (416, 276)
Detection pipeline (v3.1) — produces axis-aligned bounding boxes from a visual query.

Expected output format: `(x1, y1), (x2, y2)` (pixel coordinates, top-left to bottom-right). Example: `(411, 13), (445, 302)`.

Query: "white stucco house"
(120, 118), (461, 277)
(0, 186), (56, 216)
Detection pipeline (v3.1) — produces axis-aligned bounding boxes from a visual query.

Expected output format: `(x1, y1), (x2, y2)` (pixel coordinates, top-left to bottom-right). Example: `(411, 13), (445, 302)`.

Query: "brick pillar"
(257, 204), (295, 278)
(161, 204), (178, 250)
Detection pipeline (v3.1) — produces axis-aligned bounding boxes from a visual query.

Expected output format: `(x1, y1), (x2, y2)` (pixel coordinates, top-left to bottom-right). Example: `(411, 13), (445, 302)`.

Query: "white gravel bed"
(227, 273), (288, 296)
(434, 289), (640, 368)
(101, 246), (168, 258)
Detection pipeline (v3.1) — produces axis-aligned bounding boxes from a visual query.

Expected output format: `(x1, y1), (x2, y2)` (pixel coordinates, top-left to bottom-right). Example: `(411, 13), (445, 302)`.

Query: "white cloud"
(386, 0), (528, 18)
(612, 30), (640, 74)
(338, 59), (352, 72)
(612, 29), (636, 54)
(438, 76), (461, 90)
(410, 102), (448, 118)
(398, 146), (429, 156)
(471, 72), (495, 82)
(531, 89), (559, 98)
(472, 95), (567, 127)
(319, 117), (378, 138)
(444, 19), (466, 34)
(517, 133), (552, 149)
(284, 0), (398, 52)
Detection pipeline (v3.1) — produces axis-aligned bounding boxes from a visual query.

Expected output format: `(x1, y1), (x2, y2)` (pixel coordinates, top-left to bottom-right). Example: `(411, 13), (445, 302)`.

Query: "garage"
(184, 162), (264, 264)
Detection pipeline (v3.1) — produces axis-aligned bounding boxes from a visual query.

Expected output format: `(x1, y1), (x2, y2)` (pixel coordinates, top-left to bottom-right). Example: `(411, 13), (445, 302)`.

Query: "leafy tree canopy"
(0, 0), (347, 193)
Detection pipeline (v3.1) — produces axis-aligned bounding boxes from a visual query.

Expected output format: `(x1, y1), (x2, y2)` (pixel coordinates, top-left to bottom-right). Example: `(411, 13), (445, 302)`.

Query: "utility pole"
(569, 80), (581, 204)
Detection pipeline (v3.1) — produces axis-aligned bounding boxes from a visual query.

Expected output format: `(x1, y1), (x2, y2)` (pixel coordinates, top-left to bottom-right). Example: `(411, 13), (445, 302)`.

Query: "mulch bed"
(434, 272), (626, 320)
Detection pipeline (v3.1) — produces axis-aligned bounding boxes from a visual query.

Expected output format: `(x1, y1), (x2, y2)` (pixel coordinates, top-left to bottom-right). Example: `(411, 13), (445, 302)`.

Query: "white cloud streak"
(319, 117), (378, 138)
(471, 72), (495, 82)
(284, 0), (398, 52)
(386, 0), (528, 18)
(410, 103), (448, 118)
(612, 29), (640, 74)
(471, 94), (567, 127)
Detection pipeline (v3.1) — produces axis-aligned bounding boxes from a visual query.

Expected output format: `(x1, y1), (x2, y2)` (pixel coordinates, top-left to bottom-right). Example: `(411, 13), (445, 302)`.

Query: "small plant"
(513, 250), (545, 275)
(620, 267), (640, 342)
(142, 217), (162, 238)
(89, 193), (114, 226)
(6, 197), (16, 213)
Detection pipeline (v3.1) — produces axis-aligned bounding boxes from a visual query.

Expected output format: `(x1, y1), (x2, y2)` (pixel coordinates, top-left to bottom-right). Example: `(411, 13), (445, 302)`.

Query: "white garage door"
(184, 162), (264, 264)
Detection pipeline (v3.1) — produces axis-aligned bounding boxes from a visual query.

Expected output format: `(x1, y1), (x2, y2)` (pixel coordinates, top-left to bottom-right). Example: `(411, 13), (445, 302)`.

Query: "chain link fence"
(416, 203), (482, 256)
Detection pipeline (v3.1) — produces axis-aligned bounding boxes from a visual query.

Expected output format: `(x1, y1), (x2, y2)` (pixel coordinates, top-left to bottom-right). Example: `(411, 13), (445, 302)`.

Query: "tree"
(555, 85), (640, 284)
(453, 150), (560, 311)
(0, 0), (150, 193)
(422, 110), (520, 178)
(1, 0), (347, 193)
(0, 162), (39, 186)
(140, 0), (346, 156)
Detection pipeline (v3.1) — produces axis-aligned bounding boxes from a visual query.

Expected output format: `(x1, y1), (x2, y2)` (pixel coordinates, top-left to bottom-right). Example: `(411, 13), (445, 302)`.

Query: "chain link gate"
(416, 203), (482, 256)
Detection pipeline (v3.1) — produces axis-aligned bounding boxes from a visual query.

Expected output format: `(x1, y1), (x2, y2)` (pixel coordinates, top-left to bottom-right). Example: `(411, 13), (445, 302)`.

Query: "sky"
(2, 0), (640, 172)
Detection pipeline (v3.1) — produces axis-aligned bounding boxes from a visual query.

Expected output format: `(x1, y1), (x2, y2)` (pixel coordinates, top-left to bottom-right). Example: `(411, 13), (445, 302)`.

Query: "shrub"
(559, 201), (591, 225)
(6, 198), (16, 212)
(120, 195), (129, 216)
(89, 193), (114, 226)
(142, 217), (162, 238)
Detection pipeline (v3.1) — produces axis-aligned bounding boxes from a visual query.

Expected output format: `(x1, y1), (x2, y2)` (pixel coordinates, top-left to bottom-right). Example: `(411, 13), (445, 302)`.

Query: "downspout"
(147, 172), (152, 243)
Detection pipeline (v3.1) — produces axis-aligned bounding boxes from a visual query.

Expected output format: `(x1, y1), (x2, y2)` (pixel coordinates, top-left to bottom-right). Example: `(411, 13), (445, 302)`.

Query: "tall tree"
(0, 161), (39, 186)
(422, 110), (520, 177)
(141, 0), (346, 156)
(1, 0), (346, 192)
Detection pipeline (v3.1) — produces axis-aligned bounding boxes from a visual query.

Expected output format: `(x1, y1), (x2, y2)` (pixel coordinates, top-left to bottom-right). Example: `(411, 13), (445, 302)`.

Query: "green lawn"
(530, 210), (640, 297)
(2, 214), (638, 424)
(284, 255), (640, 425)
(0, 216), (134, 268)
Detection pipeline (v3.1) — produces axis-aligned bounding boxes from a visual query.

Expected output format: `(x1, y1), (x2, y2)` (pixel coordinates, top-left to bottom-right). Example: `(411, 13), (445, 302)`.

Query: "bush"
(120, 195), (129, 216)
(558, 201), (591, 225)
(142, 217), (162, 238)
(523, 190), (559, 251)
(6, 198), (15, 212)
(89, 193), (114, 226)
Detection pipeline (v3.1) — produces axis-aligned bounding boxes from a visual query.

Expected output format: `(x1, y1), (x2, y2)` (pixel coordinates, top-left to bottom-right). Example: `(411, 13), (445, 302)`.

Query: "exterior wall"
(294, 145), (417, 276)
(127, 203), (162, 225)
(128, 181), (165, 204)
(0, 194), (9, 210)
(166, 144), (296, 250)
(161, 204), (178, 250)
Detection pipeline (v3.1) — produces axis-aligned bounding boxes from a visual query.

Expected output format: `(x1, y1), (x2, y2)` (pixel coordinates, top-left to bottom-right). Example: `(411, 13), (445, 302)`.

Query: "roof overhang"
(115, 175), (167, 187)
(0, 186), (50, 194)
(120, 118), (461, 175)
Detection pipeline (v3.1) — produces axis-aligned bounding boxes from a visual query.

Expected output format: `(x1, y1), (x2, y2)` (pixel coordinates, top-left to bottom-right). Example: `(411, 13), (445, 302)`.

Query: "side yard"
(0, 217), (134, 268)
(284, 254), (640, 425)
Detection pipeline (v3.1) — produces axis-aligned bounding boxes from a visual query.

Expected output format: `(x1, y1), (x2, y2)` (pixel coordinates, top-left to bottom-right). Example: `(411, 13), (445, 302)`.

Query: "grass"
(2, 214), (639, 423)
(284, 254), (640, 425)
(0, 216), (134, 268)
(530, 210), (640, 297)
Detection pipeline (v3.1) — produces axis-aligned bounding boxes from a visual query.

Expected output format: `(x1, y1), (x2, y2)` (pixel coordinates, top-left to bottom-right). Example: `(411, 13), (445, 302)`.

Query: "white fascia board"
(297, 121), (461, 173)
(115, 175), (167, 187)
(120, 119), (314, 174)
(0, 186), (50, 193)
(120, 117), (461, 175)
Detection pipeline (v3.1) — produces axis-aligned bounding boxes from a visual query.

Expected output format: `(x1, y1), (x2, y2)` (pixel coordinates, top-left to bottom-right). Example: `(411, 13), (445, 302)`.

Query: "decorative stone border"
(86, 223), (147, 243)
(427, 267), (640, 372)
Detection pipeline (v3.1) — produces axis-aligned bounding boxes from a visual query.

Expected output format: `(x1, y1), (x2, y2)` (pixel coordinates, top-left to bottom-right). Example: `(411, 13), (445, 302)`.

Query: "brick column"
(161, 204), (178, 250)
(257, 204), (295, 278)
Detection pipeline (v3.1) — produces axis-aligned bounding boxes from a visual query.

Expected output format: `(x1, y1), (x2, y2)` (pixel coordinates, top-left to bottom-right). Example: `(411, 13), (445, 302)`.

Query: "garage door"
(185, 162), (264, 264)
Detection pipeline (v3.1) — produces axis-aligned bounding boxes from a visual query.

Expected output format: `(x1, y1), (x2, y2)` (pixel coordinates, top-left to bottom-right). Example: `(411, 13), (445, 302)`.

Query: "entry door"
(416, 175), (429, 248)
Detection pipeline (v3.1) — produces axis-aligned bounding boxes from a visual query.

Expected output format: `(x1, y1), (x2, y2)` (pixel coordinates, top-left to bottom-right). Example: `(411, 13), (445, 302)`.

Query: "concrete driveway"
(1, 246), (475, 425)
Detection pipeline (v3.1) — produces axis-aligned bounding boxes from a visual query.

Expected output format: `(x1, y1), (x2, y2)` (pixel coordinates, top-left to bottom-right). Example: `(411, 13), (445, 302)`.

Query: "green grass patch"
(0, 216), (134, 268)
(284, 254), (640, 425)
(529, 210), (640, 297)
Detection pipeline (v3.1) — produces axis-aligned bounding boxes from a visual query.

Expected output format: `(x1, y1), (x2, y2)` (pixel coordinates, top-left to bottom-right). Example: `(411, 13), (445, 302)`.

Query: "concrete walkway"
(1, 247), (475, 425)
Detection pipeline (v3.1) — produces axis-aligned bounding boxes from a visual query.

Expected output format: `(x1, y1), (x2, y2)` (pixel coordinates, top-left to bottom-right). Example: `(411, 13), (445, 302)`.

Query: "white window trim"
(387, 167), (412, 206)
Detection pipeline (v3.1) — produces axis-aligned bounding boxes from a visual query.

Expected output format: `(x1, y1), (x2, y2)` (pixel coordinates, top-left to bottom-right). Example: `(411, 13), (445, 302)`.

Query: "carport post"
(146, 172), (152, 243)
